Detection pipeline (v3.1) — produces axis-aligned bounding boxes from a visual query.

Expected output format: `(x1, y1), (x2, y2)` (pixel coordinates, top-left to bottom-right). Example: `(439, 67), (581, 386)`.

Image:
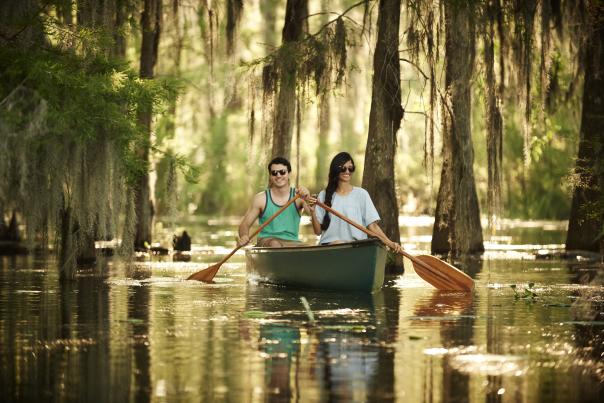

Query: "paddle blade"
(412, 255), (474, 291)
(187, 263), (221, 282)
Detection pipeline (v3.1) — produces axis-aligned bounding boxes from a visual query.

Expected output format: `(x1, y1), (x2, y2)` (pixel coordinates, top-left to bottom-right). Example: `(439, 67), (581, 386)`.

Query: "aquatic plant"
(510, 282), (538, 301)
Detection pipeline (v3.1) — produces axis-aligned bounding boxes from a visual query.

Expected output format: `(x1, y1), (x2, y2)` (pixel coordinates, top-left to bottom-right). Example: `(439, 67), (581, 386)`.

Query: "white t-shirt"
(314, 187), (380, 244)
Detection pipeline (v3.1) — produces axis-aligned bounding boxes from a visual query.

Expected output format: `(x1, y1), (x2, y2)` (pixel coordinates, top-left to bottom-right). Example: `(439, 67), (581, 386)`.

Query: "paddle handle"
(315, 200), (381, 240)
(315, 200), (433, 272)
(217, 193), (302, 265)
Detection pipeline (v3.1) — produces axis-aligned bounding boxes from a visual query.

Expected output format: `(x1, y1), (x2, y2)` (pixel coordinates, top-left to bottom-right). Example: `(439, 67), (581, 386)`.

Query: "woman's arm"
(304, 194), (322, 235)
(310, 209), (322, 235)
(367, 222), (402, 253)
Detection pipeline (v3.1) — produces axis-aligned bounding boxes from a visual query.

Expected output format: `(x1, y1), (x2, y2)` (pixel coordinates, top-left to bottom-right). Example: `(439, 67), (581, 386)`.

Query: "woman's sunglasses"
(270, 169), (288, 176)
(339, 165), (355, 173)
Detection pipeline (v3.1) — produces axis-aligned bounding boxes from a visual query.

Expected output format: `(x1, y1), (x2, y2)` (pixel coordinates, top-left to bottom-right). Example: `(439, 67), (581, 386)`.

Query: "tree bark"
(314, 0), (331, 189)
(362, 0), (403, 251)
(134, 0), (161, 249)
(112, 0), (129, 58)
(60, 205), (77, 280)
(431, 2), (484, 255)
(271, 0), (308, 159)
(566, 15), (604, 253)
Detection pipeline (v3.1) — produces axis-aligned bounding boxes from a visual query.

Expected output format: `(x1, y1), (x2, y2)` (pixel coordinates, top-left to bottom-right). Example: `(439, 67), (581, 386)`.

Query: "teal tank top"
(258, 188), (301, 241)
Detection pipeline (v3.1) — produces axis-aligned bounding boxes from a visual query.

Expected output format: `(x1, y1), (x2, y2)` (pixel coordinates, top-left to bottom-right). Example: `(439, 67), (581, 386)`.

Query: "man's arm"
(237, 192), (264, 246)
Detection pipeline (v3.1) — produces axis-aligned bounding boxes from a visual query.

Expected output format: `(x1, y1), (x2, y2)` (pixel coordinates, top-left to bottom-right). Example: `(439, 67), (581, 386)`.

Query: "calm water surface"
(1, 217), (603, 402)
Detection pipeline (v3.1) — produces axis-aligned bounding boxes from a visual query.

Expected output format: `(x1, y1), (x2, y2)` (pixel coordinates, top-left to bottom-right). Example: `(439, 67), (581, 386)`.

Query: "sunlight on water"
(450, 353), (527, 376)
(1, 218), (603, 402)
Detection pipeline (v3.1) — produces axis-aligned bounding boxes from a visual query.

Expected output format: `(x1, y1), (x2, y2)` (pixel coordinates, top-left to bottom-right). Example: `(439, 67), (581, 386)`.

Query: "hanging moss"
(226, 0), (243, 55)
(247, 4), (360, 125)
(0, 43), (175, 277)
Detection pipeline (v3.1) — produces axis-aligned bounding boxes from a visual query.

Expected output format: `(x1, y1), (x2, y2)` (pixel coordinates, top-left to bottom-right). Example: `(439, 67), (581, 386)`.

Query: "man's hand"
(305, 193), (318, 212)
(237, 234), (250, 247)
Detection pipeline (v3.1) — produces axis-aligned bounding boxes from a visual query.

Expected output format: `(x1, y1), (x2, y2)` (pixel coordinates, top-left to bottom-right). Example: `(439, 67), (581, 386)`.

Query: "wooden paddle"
(187, 194), (302, 282)
(315, 200), (474, 291)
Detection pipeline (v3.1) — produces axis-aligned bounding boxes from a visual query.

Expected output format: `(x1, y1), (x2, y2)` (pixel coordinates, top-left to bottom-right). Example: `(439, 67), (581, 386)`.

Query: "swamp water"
(0, 217), (603, 402)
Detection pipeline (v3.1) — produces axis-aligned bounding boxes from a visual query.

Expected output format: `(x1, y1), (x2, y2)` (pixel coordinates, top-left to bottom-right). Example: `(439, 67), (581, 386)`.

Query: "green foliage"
(501, 104), (577, 220)
(198, 113), (230, 214)
(0, 46), (175, 183)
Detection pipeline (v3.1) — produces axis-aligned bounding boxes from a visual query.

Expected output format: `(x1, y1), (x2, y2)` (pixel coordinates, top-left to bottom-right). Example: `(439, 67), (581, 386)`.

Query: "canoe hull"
(245, 239), (387, 292)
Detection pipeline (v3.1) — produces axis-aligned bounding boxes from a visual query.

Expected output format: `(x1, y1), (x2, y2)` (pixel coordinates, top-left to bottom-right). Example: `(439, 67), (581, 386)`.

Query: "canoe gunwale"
(246, 238), (386, 255)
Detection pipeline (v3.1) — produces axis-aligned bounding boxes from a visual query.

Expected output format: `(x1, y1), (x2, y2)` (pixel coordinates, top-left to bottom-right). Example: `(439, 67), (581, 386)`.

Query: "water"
(1, 218), (603, 402)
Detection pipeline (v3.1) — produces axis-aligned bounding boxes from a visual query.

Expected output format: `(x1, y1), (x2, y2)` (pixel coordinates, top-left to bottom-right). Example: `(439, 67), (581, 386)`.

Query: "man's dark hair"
(267, 156), (291, 173)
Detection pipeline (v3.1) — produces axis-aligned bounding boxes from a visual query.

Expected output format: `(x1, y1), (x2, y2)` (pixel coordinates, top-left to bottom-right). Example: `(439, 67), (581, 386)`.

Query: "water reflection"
(2, 218), (604, 402)
(128, 277), (152, 402)
(241, 286), (399, 401)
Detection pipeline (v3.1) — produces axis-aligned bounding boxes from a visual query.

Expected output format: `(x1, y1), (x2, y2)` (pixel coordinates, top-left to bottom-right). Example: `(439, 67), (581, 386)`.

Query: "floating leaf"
(242, 311), (266, 319)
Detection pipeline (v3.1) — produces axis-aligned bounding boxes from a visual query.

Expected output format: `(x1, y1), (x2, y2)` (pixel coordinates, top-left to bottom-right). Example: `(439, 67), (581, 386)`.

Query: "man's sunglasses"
(339, 165), (355, 173)
(271, 169), (288, 176)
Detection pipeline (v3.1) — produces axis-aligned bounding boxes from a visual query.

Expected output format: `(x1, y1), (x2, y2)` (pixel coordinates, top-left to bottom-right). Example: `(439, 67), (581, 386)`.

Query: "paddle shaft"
(217, 193), (302, 266)
(314, 200), (456, 284)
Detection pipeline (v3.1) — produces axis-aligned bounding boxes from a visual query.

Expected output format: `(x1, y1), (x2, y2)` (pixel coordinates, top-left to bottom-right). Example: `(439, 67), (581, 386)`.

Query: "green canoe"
(245, 239), (387, 292)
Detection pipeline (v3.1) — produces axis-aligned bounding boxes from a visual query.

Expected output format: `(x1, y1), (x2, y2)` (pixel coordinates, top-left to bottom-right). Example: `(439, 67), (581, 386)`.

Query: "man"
(238, 157), (312, 247)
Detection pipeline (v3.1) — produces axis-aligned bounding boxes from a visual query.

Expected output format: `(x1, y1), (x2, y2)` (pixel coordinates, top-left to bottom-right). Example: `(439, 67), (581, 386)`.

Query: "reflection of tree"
(246, 286), (399, 401)
(128, 282), (152, 402)
(569, 263), (604, 393)
(368, 287), (400, 400)
(1, 261), (117, 401)
(75, 277), (111, 402)
(412, 290), (475, 403)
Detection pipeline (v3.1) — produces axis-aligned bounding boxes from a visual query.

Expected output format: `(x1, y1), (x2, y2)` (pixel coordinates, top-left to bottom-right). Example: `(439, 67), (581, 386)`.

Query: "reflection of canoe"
(245, 239), (387, 292)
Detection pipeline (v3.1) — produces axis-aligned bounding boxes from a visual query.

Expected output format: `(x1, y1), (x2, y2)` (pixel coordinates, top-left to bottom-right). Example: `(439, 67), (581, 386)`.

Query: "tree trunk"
(112, 0), (129, 58)
(566, 16), (604, 253)
(362, 0), (403, 251)
(271, 0), (308, 159)
(431, 2), (484, 255)
(0, 0), (45, 47)
(314, 0), (331, 189)
(134, 0), (161, 249)
(60, 205), (77, 280)
(7, 211), (20, 242)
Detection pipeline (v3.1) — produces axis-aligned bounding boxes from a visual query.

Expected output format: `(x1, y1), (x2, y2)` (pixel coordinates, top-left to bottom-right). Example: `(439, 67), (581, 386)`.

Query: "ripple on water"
(449, 353), (528, 376)
(106, 278), (143, 286)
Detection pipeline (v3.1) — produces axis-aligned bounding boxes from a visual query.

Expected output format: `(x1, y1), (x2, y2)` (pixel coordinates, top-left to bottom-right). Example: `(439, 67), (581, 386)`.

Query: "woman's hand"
(305, 193), (318, 210)
(389, 241), (403, 254)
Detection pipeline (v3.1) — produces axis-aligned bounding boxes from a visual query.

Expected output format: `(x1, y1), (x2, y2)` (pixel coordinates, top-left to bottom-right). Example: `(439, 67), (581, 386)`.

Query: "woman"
(310, 152), (402, 253)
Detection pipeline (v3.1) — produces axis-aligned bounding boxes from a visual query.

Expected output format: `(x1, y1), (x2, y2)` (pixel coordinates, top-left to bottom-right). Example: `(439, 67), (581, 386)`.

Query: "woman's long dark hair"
(321, 152), (355, 231)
